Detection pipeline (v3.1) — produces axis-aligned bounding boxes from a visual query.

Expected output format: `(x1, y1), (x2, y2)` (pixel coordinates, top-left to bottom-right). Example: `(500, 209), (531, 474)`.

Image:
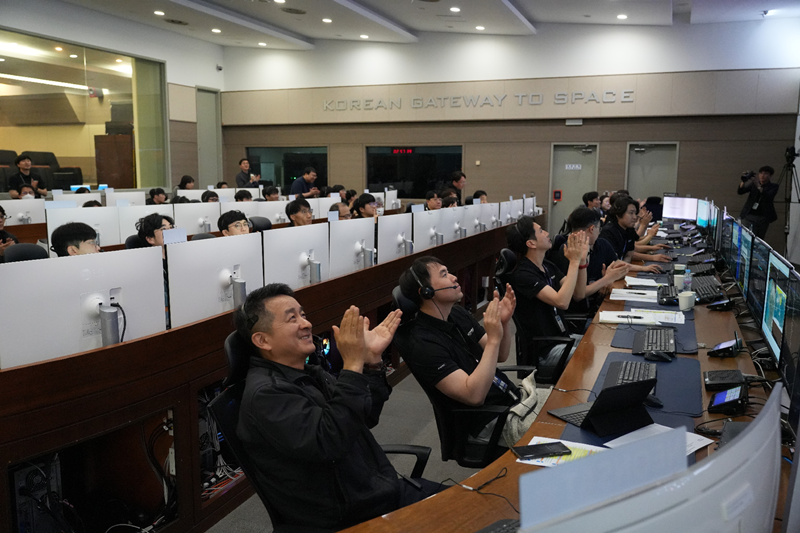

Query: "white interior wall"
(223, 17), (800, 91)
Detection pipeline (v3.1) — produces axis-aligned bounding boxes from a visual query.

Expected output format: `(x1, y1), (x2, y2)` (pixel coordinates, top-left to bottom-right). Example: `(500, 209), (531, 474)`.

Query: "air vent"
(164, 19), (189, 25)
(281, 8), (306, 15)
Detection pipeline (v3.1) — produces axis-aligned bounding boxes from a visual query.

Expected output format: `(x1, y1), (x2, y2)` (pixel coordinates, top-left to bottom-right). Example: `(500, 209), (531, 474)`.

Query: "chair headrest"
(191, 232), (216, 241)
(249, 216), (272, 232)
(125, 234), (147, 249)
(4, 243), (48, 263)
(223, 331), (259, 387)
(645, 196), (662, 205)
(495, 248), (518, 278)
(392, 285), (419, 324)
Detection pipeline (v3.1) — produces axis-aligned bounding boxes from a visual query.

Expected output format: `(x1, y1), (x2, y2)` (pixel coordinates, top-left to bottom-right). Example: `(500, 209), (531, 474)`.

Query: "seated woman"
(351, 193), (377, 219)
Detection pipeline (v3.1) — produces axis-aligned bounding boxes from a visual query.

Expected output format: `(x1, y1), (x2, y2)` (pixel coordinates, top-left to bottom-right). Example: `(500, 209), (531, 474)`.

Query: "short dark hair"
(303, 167), (316, 176)
(329, 202), (346, 212)
(451, 171), (466, 182)
(759, 166), (775, 176)
(473, 190), (487, 199)
(568, 206), (601, 232)
(201, 190), (219, 202)
(149, 187), (165, 199)
(171, 195), (190, 204)
(14, 155), (31, 166)
(599, 194), (609, 206)
(0, 205), (5, 217)
(506, 216), (536, 255)
(616, 189), (630, 196)
(442, 196), (458, 208)
(178, 175), (194, 189)
(238, 158), (248, 166)
(136, 213), (174, 243)
(82, 200), (102, 207)
(425, 190), (439, 201)
(75, 187), (90, 194)
(353, 193), (375, 217)
(608, 196), (639, 221)
(582, 191), (599, 206)
(399, 256), (444, 307)
(216, 181), (228, 188)
(234, 283), (296, 346)
(330, 184), (345, 192)
(50, 222), (97, 257)
(345, 189), (357, 202)
(17, 183), (35, 195)
(234, 190), (252, 201)
(608, 192), (627, 207)
(439, 187), (457, 199)
(286, 198), (310, 218)
(263, 186), (279, 198)
(218, 210), (248, 232)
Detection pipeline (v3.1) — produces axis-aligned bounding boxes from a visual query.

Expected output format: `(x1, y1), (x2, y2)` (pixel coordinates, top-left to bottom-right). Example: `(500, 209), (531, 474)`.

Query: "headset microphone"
(434, 285), (459, 292)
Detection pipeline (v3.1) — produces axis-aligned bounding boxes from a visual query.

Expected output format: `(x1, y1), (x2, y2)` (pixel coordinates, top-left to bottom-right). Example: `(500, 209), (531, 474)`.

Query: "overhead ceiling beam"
(331, 0), (418, 42)
(500, 0), (537, 34)
(167, 0), (315, 50)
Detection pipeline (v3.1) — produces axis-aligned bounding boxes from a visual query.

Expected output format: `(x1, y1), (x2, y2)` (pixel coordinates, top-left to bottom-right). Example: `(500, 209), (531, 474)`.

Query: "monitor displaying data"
(738, 227), (753, 296)
(708, 204), (720, 249)
(731, 220), (742, 282)
(762, 251), (792, 360)
(781, 271), (800, 436)
(662, 197), (698, 221)
(696, 199), (709, 229)
(747, 237), (772, 325)
(721, 216), (734, 268)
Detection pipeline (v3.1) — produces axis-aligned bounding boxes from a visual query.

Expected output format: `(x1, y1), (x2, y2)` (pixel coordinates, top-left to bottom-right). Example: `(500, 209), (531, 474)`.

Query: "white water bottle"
(683, 268), (693, 292)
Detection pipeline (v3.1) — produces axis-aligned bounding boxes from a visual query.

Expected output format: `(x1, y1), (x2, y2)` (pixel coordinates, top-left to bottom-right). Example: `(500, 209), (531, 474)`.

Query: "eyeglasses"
(158, 225), (174, 231)
(229, 221), (251, 230)
(340, 213), (352, 220)
(84, 240), (98, 247)
(299, 208), (312, 216)
(2, 215), (10, 220)
(368, 202), (378, 207)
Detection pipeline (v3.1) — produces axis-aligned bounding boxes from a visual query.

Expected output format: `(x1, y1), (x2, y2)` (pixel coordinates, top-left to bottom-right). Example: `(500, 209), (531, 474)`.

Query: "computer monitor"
(662, 197), (698, 221)
(519, 382), (783, 533)
(105, 190), (146, 207)
(762, 250), (792, 362)
(511, 198), (524, 222)
(746, 236), (772, 325)
(499, 201), (512, 226)
(329, 218), (376, 279)
(780, 270), (800, 435)
(45, 200), (78, 209)
(731, 219), (743, 281)
(46, 206), (122, 256)
(0, 198), (46, 225)
(479, 202), (500, 231)
(0, 247), (166, 369)
(721, 215), (734, 268)
(523, 197), (535, 217)
(708, 203), (720, 250)
(385, 189), (400, 210)
(737, 227), (753, 297)
(53, 192), (103, 205)
(696, 199), (709, 229)
(172, 202), (221, 236)
(262, 223), (329, 289)
(437, 207), (461, 244)
(166, 232), (264, 328)
(459, 204), (482, 237)
(376, 213), (413, 265)
(258, 200), (291, 225)
(117, 205), (175, 243)
(220, 200), (261, 220)
(412, 209), (442, 253)
(316, 196), (340, 219)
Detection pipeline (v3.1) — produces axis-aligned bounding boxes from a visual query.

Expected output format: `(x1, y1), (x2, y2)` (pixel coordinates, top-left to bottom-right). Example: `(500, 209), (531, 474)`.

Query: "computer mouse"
(644, 394), (664, 409)
(644, 351), (673, 362)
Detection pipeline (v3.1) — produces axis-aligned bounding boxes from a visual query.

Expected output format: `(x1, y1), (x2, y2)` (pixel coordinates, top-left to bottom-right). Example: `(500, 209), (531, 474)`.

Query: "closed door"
(196, 88), (222, 189)
(549, 144), (598, 233)
(626, 143), (679, 201)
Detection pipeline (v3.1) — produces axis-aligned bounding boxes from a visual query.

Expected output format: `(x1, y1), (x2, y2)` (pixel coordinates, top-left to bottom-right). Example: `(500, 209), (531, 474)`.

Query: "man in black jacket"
(235, 284), (438, 530)
(738, 165), (778, 238)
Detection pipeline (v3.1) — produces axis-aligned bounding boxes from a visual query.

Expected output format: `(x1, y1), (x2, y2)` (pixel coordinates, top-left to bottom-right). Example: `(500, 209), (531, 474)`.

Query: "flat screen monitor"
(721, 215), (734, 268)
(385, 189), (399, 210)
(662, 197), (698, 221)
(499, 201), (512, 226)
(0, 247), (166, 369)
(220, 201), (261, 220)
(696, 199), (709, 229)
(459, 204), (482, 237)
(412, 209), (442, 253)
(316, 196), (340, 219)
(46, 206), (122, 256)
(262, 223), (329, 289)
(172, 202), (221, 236)
(708, 203), (720, 250)
(258, 200), (291, 225)
(437, 207), (461, 244)
(762, 250), (792, 361)
(731, 219), (742, 281)
(53, 192), (103, 205)
(479, 203), (500, 230)
(738, 227), (753, 296)
(329, 218), (375, 279)
(105, 190), (146, 207)
(510, 198), (524, 221)
(781, 270), (800, 435)
(166, 232), (264, 328)
(376, 212), (412, 265)
(45, 200), (78, 209)
(523, 197), (535, 217)
(747, 236), (772, 325)
(117, 205), (175, 244)
(0, 198), (46, 225)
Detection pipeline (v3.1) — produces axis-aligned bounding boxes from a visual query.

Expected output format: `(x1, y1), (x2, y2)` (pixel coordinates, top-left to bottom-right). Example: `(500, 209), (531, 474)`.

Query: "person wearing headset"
(398, 256), (518, 440)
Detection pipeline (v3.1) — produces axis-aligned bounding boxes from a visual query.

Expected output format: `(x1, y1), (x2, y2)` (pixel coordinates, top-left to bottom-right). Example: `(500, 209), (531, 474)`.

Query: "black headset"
(410, 267), (436, 300)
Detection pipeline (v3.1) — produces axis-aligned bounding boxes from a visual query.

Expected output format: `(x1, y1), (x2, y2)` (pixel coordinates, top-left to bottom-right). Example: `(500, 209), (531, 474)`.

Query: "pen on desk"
(629, 292), (649, 295)
(619, 315), (644, 319)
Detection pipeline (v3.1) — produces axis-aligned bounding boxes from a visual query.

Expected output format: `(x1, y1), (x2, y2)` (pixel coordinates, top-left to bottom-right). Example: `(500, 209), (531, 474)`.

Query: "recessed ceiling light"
(212, 28), (221, 33)
(69, 54), (78, 58)
(617, 14), (628, 20)
(0, 59), (5, 62)
(475, 26), (485, 30)
(154, 11), (165, 16)
(274, 0), (285, 3)
(450, 7), (460, 12)
(55, 47), (62, 51)
(116, 59), (122, 62)
(322, 18), (332, 23)
(360, 34), (369, 39)
(258, 42), (267, 46)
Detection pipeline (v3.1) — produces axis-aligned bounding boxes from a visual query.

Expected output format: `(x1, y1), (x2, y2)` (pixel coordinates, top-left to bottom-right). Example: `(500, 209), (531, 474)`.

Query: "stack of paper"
(599, 311), (659, 325)
(610, 289), (658, 303)
(630, 308), (685, 324)
(605, 424), (713, 456)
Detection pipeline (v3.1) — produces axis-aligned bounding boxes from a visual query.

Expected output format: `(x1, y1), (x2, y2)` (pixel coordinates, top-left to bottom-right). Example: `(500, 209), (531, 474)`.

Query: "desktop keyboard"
(475, 519), (520, 533)
(690, 263), (716, 275)
(657, 285), (680, 305)
(687, 253), (715, 264)
(632, 327), (676, 355)
(693, 276), (723, 304)
(613, 361), (657, 386)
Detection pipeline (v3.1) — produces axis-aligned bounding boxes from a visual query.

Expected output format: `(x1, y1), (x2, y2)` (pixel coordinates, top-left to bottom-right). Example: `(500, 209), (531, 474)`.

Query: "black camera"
(741, 171), (755, 182)
(787, 146), (798, 164)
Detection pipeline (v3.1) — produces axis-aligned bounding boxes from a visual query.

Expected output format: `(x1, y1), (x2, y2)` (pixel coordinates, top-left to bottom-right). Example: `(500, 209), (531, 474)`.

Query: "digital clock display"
(392, 148), (414, 154)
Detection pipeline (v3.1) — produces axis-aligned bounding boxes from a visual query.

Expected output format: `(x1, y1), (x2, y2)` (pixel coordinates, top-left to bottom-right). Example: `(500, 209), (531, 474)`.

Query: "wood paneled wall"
(169, 120), (198, 188)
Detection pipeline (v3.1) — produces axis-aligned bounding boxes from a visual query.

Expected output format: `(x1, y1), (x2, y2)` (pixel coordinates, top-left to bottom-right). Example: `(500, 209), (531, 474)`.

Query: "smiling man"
(50, 222), (101, 257)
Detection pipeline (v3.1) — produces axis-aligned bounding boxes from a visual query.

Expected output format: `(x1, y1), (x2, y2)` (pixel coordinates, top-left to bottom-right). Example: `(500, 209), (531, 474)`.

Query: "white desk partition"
(377, 213), (413, 265)
(45, 206), (121, 256)
(499, 201), (513, 226)
(304, 198), (320, 219)
(511, 198), (524, 221)
(438, 207), (460, 244)
(45, 200), (78, 210)
(329, 218), (376, 279)
(178, 188), (237, 202)
(524, 197), (535, 217)
(53, 192), (103, 206)
(106, 190), (147, 207)
(259, 200), (291, 225)
(263, 224), (330, 289)
(480, 203), (500, 230)
(412, 209), (442, 252)
(460, 204), (482, 237)
(221, 201), (261, 220)
(166, 232), (264, 328)
(385, 189), (400, 210)
(117, 205), (175, 244)
(0, 247), (166, 369)
(173, 202), (221, 235)
(0, 198), (46, 225)
(316, 196), (341, 219)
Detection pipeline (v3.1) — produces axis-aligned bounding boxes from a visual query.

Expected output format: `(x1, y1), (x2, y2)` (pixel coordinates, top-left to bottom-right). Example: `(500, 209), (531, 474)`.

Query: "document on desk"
(610, 289), (658, 303)
(624, 276), (660, 287)
(598, 311), (659, 325)
(604, 423), (713, 456)
(630, 308), (685, 325)
(516, 436), (605, 467)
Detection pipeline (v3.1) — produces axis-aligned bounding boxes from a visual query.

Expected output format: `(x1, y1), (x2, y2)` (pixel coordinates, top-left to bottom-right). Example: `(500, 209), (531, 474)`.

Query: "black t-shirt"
(8, 171), (45, 195)
(509, 257), (567, 355)
(598, 220), (637, 260)
(0, 229), (18, 263)
(403, 305), (518, 434)
(290, 178), (312, 196)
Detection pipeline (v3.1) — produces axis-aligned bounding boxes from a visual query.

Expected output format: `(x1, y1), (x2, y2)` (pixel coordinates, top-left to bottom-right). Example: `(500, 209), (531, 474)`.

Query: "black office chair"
(4, 243), (48, 263)
(124, 234), (147, 249)
(249, 216), (272, 232)
(391, 286), (533, 469)
(191, 232), (216, 241)
(207, 332), (431, 533)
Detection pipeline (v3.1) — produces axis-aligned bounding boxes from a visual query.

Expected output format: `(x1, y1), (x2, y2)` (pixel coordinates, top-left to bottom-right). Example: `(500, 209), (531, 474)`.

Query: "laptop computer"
(547, 378), (656, 437)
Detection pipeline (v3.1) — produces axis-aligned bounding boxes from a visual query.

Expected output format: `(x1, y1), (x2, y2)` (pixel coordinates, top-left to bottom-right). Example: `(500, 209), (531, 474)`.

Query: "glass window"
(246, 147), (328, 192)
(366, 146), (462, 198)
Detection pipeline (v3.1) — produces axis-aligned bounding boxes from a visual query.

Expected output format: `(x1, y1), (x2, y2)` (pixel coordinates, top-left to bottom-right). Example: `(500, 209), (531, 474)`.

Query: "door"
(196, 88), (222, 189)
(549, 144), (599, 233)
(626, 143), (679, 201)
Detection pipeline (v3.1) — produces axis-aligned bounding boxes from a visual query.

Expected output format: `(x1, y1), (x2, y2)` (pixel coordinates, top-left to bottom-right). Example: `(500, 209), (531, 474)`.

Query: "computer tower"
(12, 455), (64, 533)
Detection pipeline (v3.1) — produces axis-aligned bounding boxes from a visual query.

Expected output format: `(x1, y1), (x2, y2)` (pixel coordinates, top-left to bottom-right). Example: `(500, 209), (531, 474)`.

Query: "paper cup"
(674, 263), (686, 273)
(673, 224), (680, 230)
(673, 274), (685, 288)
(679, 291), (696, 311)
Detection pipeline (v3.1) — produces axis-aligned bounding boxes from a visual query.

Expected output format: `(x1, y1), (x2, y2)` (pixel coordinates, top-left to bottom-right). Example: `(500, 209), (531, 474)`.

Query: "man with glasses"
(290, 167), (320, 198)
(50, 222), (101, 257)
(0, 205), (19, 262)
(286, 198), (313, 226)
(218, 210), (251, 236)
(329, 202), (352, 220)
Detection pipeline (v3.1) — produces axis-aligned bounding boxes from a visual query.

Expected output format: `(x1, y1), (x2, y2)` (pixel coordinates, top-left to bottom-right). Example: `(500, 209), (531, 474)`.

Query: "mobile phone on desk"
(512, 441), (571, 460)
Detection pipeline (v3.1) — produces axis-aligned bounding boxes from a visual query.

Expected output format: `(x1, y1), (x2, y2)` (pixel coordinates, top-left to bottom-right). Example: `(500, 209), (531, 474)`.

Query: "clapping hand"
(363, 309), (402, 364)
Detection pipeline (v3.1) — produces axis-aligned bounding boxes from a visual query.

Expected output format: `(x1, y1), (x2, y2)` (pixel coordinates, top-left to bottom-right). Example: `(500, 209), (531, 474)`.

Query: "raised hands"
(564, 230), (590, 264)
(483, 296), (503, 343)
(332, 306), (369, 372)
(495, 285), (516, 325)
(363, 309), (402, 364)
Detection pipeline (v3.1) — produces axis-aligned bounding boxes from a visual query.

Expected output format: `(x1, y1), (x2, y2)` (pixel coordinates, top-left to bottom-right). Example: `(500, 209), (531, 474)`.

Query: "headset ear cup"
(419, 286), (435, 300)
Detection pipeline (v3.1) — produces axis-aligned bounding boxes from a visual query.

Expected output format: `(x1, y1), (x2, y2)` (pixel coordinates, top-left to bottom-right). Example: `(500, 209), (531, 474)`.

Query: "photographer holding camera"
(738, 165), (778, 239)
